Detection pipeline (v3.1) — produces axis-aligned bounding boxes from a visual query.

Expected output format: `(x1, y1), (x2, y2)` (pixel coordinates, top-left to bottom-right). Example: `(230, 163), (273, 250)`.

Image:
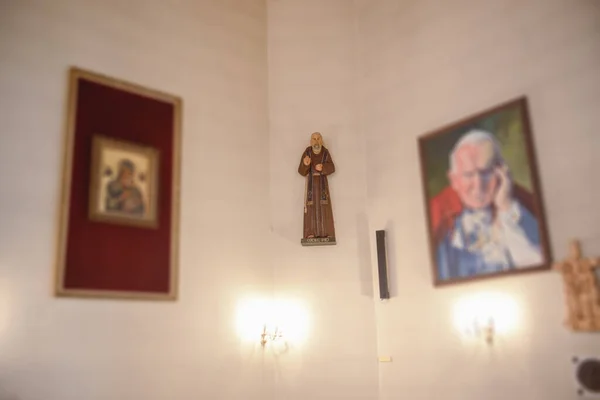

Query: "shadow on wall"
(356, 212), (373, 297)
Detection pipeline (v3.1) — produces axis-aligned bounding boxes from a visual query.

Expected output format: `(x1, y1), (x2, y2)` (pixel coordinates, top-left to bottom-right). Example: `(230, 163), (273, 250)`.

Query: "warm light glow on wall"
(236, 297), (272, 343)
(236, 297), (309, 347)
(453, 292), (520, 343)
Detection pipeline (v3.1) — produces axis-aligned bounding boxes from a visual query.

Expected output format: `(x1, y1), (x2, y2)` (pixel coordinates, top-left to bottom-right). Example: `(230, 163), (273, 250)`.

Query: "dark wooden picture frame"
(418, 97), (551, 287)
(55, 67), (182, 300)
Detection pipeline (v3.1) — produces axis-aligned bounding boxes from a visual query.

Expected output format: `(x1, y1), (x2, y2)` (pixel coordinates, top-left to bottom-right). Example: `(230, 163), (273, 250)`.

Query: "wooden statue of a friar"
(298, 132), (336, 246)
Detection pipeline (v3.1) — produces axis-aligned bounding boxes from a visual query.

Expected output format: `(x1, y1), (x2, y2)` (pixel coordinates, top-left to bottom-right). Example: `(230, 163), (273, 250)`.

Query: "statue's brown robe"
(298, 146), (336, 239)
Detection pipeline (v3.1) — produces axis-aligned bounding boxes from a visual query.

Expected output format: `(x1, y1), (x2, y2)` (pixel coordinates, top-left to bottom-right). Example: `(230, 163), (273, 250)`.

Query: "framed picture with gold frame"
(55, 67), (182, 300)
(89, 135), (160, 229)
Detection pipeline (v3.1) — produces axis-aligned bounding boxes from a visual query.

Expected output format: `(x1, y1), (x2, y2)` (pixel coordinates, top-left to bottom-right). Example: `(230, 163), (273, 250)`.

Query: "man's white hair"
(449, 129), (503, 172)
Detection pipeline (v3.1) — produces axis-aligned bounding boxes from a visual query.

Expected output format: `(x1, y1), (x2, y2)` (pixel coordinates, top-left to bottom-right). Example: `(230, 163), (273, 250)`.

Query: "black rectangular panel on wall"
(376, 230), (390, 300)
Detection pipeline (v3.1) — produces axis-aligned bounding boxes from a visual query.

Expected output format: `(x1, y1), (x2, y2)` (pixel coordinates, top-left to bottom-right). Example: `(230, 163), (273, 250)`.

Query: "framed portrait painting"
(418, 97), (551, 287)
(89, 136), (160, 229)
(55, 67), (181, 300)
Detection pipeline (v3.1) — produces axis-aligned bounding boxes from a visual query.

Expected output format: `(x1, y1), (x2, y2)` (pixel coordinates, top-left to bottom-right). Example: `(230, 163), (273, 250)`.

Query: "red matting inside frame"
(63, 78), (174, 294)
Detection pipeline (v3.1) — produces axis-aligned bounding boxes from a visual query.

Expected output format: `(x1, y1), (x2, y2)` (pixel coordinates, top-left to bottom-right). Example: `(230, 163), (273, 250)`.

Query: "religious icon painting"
(89, 135), (160, 229)
(56, 67), (181, 301)
(417, 96), (551, 287)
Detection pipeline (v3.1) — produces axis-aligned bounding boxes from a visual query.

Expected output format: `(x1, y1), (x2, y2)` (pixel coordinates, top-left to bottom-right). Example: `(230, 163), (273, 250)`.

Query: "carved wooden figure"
(298, 132), (336, 246)
(554, 240), (600, 331)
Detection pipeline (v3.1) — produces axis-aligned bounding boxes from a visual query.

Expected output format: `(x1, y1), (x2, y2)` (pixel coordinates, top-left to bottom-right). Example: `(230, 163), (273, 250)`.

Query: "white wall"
(267, 1), (379, 399)
(0, 1), (271, 399)
(358, 0), (600, 399)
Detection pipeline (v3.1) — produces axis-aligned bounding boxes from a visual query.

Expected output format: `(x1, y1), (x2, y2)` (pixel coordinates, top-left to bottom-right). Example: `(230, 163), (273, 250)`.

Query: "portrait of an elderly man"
(429, 129), (543, 281)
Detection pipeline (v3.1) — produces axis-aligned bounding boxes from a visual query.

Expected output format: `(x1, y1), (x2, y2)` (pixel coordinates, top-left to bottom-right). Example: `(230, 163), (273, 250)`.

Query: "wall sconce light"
(236, 297), (309, 349)
(472, 316), (495, 345)
(453, 292), (519, 346)
(260, 324), (284, 347)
